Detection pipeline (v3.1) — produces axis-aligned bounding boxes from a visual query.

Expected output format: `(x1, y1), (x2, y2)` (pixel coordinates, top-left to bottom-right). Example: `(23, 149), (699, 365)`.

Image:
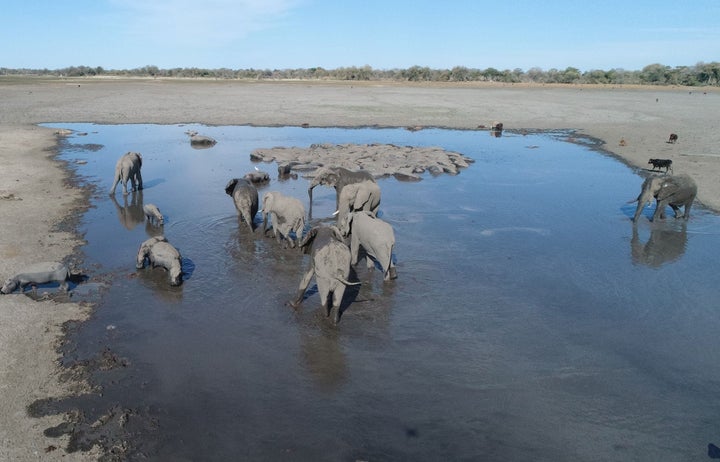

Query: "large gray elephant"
(261, 191), (306, 248)
(109, 151), (143, 196)
(1, 261), (71, 294)
(136, 236), (183, 286)
(225, 178), (259, 231)
(338, 211), (397, 281)
(289, 226), (360, 324)
(631, 174), (697, 222)
(307, 167), (379, 218)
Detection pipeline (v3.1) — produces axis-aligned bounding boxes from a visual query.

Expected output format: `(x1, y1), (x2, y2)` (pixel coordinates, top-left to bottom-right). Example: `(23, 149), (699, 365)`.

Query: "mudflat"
(0, 77), (718, 459)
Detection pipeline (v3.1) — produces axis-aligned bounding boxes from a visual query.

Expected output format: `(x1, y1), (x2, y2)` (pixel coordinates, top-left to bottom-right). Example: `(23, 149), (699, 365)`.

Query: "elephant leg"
(669, 204), (681, 218)
(683, 201), (694, 220)
(332, 287), (345, 324)
(652, 201), (667, 221)
(135, 172), (143, 190)
(350, 235), (360, 266)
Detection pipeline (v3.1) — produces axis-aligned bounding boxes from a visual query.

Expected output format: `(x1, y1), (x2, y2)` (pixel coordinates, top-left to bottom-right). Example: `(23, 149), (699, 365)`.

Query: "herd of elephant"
(111, 151), (397, 324)
(1, 149), (698, 322)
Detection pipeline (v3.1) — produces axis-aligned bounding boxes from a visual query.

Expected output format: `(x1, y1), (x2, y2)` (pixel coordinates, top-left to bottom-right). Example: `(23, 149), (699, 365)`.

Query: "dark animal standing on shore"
(668, 133), (678, 143)
(648, 158), (673, 173)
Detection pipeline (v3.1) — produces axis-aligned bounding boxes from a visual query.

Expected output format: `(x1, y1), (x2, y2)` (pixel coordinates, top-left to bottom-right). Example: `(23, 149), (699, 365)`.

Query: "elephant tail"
(335, 277), (362, 286)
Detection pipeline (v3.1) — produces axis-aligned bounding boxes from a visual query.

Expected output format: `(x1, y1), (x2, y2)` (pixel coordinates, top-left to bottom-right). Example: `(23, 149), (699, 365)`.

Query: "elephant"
(261, 191), (306, 248)
(224, 178), (259, 231)
(338, 211), (397, 281)
(186, 130), (217, 148)
(334, 180), (382, 229)
(109, 151), (143, 196)
(244, 169), (270, 185)
(631, 174), (697, 222)
(289, 226), (361, 324)
(307, 167), (379, 218)
(1, 261), (71, 294)
(143, 203), (164, 226)
(136, 236), (183, 286)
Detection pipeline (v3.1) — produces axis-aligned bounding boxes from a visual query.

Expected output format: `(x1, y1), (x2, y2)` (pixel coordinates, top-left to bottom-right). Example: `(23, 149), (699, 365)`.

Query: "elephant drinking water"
(631, 174), (697, 222)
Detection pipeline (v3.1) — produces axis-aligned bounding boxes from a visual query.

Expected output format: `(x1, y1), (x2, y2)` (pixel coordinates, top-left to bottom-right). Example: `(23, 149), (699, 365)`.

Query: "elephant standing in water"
(261, 191), (306, 248)
(225, 178), (259, 231)
(308, 167), (380, 218)
(334, 180), (382, 229)
(289, 226), (360, 324)
(109, 151), (143, 196)
(631, 174), (697, 222)
(136, 236), (183, 286)
(338, 211), (397, 281)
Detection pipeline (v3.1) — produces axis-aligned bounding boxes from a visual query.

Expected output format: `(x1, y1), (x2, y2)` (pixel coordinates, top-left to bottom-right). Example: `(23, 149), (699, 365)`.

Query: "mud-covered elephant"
(225, 178), (259, 231)
(136, 236), (183, 286)
(631, 174), (697, 222)
(288, 226), (360, 324)
(1, 261), (71, 294)
(338, 211), (397, 281)
(307, 167), (379, 218)
(110, 151), (143, 196)
(261, 191), (306, 247)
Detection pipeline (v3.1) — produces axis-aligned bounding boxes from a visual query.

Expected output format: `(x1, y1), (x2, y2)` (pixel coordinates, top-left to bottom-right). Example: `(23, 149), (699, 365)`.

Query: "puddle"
(35, 123), (720, 461)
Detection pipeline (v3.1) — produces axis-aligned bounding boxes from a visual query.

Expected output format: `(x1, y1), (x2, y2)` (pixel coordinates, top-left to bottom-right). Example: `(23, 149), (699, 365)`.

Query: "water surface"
(44, 123), (720, 461)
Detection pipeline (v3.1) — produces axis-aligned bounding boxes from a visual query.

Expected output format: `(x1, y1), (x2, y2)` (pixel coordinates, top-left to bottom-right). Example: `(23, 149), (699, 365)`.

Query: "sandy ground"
(0, 77), (718, 459)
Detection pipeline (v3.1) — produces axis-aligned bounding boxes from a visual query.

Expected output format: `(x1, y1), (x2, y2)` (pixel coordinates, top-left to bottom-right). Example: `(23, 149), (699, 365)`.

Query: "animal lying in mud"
(648, 158), (673, 172)
(136, 236), (183, 286)
(1, 261), (72, 294)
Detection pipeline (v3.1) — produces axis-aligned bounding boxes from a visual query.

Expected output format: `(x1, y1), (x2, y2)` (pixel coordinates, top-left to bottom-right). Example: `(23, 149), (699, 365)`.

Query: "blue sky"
(3, 0), (719, 71)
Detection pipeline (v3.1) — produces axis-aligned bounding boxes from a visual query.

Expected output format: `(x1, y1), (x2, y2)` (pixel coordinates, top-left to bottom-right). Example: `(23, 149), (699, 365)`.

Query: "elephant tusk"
(332, 210), (339, 216)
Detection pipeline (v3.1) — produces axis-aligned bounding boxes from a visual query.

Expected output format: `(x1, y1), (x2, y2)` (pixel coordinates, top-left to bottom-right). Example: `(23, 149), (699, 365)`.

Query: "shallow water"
(43, 123), (720, 461)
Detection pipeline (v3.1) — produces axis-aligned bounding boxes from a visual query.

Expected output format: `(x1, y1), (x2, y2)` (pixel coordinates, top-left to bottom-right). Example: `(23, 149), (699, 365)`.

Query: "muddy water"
(45, 124), (720, 461)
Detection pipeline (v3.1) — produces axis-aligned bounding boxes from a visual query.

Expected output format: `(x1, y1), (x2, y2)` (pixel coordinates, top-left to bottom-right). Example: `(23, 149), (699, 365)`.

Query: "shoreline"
(0, 78), (718, 460)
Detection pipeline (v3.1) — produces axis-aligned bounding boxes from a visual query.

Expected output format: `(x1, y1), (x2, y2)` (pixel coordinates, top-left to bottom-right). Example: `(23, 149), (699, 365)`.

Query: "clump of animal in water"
(668, 133), (678, 143)
(648, 158), (673, 173)
(185, 130), (217, 148)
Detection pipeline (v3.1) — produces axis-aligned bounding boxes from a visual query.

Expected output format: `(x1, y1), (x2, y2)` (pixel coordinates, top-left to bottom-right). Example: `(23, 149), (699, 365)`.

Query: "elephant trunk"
(633, 189), (654, 222)
(307, 186), (314, 219)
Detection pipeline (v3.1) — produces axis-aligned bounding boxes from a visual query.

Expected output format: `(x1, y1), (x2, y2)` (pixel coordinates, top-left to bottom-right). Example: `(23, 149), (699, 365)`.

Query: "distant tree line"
(2, 62), (719, 86)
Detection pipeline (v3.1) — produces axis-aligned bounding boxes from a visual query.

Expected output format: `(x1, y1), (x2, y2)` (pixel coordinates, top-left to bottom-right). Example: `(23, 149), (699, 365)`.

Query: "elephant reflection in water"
(631, 223), (687, 267)
(111, 190), (145, 230)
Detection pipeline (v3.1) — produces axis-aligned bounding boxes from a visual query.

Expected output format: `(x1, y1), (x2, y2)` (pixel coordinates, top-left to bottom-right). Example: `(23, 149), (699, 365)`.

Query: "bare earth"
(0, 77), (718, 459)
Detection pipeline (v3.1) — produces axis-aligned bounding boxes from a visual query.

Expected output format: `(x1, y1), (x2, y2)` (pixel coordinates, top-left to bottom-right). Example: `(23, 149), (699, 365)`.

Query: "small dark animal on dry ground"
(668, 133), (678, 143)
(648, 158), (673, 172)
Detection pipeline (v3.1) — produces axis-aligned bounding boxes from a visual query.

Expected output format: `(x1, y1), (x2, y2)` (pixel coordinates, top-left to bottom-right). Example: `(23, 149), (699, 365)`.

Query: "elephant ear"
(656, 177), (682, 201)
(224, 178), (238, 196)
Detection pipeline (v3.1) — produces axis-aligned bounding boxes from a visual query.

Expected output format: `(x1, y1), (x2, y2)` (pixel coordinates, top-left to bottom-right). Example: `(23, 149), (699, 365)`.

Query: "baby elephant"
(136, 236), (183, 286)
(289, 226), (360, 324)
(110, 151), (143, 196)
(338, 211), (397, 281)
(143, 203), (164, 225)
(261, 191), (306, 248)
(225, 178), (259, 231)
(1, 261), (71, 294)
